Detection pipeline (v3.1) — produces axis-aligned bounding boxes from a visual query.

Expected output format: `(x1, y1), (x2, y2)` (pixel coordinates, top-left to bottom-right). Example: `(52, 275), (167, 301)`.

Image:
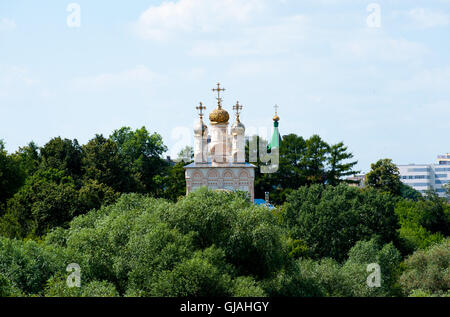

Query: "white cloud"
(0, 18), (16, 32)
(406, 8), (450, 29)
(71, 65), (160, 91)
(134, 0), (266, 41)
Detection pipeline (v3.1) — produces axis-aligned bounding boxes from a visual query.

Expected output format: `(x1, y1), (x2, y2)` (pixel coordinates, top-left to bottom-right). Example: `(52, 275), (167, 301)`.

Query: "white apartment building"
(398, 153), (450, 197)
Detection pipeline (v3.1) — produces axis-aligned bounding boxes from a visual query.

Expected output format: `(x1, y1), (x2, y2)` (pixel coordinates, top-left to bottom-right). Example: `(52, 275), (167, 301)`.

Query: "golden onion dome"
(209, 107), (229, 124)
(273, 115), (280, 122)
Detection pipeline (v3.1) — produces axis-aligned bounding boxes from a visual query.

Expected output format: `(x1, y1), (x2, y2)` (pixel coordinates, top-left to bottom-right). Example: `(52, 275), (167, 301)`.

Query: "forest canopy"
(0, 127), (448, 297)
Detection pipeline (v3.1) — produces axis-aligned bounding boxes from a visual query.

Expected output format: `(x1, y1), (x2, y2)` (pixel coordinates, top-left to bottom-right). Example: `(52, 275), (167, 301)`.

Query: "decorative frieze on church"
(185, 166), (255, 201)
(184, 83), (256, 201)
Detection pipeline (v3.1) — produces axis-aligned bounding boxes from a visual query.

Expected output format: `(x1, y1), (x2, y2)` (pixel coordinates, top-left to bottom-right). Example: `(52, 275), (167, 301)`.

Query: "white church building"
(184, 83), (256, 201)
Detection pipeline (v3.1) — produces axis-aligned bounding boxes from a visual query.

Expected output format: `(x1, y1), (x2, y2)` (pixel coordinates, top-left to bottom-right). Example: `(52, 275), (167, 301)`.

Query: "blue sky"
(1, 0), (449, 172)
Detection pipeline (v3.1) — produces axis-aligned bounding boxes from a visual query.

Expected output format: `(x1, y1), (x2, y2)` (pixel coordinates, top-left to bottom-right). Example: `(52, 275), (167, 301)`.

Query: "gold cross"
(212, 82), (226, 101)
(233, 101), (243, 116)
(196, 102), (206, 119)
(233, 101), (243, 122)
(274, 104), (279, 115)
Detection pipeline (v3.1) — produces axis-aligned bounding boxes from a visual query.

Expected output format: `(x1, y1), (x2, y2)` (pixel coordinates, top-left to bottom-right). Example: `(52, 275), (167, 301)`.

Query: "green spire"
(268, 105), (281, 151)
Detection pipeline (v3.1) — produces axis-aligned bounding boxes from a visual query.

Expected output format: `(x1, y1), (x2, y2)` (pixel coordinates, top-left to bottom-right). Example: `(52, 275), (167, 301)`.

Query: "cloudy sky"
(1, 0), (449, 172)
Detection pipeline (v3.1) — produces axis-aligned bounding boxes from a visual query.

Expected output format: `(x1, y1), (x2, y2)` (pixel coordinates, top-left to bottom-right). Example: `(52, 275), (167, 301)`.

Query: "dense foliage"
(0, 129), (448, 297)
(282, 184), (399, 262)
(247, 134), (359, 204)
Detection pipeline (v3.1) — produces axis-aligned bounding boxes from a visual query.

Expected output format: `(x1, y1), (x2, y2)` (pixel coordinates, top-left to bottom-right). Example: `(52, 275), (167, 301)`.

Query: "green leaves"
(400, 238), (450, 296)
(0, 140), (26, 209)
(37, 190), (290, 297)
(247, 134), (359, 204)
(366, 158), (402, 196)
(395, 197), (449, 251)
(282, 184), (399, 262)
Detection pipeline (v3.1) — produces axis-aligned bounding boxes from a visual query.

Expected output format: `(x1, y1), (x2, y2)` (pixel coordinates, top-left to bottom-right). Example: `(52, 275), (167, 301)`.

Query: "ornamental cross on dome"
(196, 102), (206, 119)
(212, 82), (226, 108)
(233, 101), (243, 121)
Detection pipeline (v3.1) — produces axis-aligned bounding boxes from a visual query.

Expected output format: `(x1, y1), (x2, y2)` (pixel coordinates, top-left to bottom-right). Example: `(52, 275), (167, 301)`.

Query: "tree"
(326, 142), (359, 186)
(245, 135), (277, 201)
(246, 134), (358, 204)
(155, 161), (189, 201)
(399, 238), (449, 296)
(341, 238), (402, 296)
(278, 134), (308, 190)
(81, 134), (131, 193)
(0, 169), (118, 239)
(11, 141), (41, 177)
(400, 183), (422, 201)
(366, 158), (402, 196)
(41, 189), (290, 296)
(0, 140), (25, 211)
(110, 127), (168, 194)
(40, 137), (83, 180)
(395, 194), (449, 251)
(290, 239), (403, 297)
(303, 135), (330, 185)
(0, 237), (66, 295)
(282, 184), (399, 262)
(444, 183), (450, 200)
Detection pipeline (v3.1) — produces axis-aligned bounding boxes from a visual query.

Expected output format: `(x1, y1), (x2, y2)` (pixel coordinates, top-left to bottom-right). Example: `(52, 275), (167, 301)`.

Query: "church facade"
(184, 83), (256, 201)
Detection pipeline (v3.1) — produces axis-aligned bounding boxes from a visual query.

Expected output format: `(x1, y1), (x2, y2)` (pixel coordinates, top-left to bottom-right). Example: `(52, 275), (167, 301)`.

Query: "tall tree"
(110, 127), (168, 194)
(40, 137), (83, 180)
(302, 135), (330, 185)
(0, 140), (25, 211)
(82, 134), (131, 193)
(326, 142), (359, 186)
(12, 141), (41, 177)
(366, 158), (402, 196)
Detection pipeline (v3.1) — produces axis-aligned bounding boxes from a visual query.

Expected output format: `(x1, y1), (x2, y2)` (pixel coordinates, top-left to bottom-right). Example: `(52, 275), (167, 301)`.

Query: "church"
(184, 83), (281, 202)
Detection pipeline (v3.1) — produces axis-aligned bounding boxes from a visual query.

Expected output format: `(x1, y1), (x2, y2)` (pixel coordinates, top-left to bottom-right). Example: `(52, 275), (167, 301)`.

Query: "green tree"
(303, 135), (330, 185)
(0, 140), (25, 211)
(0, 237), (66, 295)
(399, 238), (449, 296)
(81, 134), (131, 192)
(341, 238), (402, 296)
(155, 161), (188, 201)
(41, 189), (290, 296)
(0, 169), (118, 239)
(400, 183), (422, 201)
(110, 127), (168, 194)
(444, 183), (450, 200)
(366, 158), (402, 196)
(282, 184), (399, 262)
(40, 137), (83, 180)
(11, 141), (41, 177)
(326, 142), (359, 186)
(246, 134), (358, 204)
(395, 196), (449, 251)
